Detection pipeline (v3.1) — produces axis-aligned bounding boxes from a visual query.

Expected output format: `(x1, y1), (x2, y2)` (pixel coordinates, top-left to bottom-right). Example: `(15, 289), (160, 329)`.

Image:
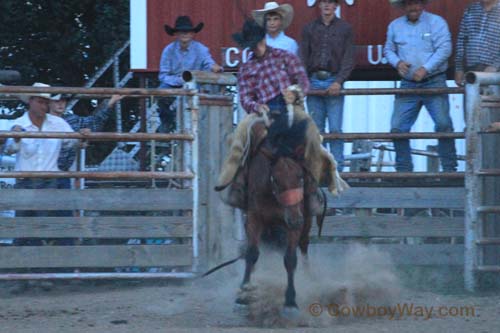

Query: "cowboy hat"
(389, 0), (432, 7)
(18, 82), (52, 104)
(251, 2), (294, 30)
(164, 16), (204, 36)
(232, 19), (266, 49)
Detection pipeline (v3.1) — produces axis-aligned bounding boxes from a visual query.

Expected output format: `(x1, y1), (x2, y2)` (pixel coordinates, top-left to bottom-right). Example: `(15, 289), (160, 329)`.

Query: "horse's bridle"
(259, 145), (305, 208)
(270, 175), (304, 207)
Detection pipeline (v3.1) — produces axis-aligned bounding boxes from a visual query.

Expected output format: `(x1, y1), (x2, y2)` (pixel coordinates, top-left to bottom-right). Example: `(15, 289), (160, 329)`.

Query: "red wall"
(146, 0), (474, 76)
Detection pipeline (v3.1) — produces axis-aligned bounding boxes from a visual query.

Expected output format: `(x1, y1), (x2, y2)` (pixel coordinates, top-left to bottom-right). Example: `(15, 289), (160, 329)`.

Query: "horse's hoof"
(240, 283), (257, 292)
(281, 306), (300, 320)
(233, 302), (250, 315)
(235, 296), (250, 305)
(235, 290), (257, 305)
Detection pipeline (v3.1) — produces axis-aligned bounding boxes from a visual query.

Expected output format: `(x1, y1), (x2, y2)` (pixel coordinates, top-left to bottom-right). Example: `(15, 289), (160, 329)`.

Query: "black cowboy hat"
(232, 19), (266, 49)
(164, 16), (204, 36)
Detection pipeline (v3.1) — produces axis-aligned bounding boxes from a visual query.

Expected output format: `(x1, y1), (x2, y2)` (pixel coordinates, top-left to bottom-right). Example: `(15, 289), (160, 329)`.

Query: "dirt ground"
(0, 246), (499, 333)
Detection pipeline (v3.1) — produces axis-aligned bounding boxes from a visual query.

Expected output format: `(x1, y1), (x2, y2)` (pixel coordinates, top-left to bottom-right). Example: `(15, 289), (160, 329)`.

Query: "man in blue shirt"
(158, 16), (222, 132)
(384, 0), (457, 172)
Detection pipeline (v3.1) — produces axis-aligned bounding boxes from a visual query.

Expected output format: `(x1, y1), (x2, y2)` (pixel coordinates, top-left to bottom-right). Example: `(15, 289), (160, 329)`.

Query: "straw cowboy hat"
(164, 16), (204, 36)
(232, 19), (267, 49)
(18, 82), (52, 104)
(251, 2), (294, 30)
(389, 0), (433, 7)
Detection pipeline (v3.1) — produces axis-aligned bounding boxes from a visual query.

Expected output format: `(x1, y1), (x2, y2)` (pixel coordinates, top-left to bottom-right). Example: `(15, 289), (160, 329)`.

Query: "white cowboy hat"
(251, 2), (294, 30)
(18, 82), (52, 104)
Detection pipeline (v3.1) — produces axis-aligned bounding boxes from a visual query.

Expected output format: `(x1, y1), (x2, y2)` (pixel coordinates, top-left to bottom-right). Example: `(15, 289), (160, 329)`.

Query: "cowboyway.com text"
(308, 302), (477, 320)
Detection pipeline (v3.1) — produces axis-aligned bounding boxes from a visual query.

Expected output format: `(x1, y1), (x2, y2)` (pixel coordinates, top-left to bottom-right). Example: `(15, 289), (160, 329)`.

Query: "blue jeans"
(307, 75), (345, 170)
(391, 74), (457, 172)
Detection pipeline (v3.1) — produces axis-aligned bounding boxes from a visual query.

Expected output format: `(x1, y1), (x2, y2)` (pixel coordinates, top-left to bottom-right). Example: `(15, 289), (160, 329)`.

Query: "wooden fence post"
(197, 99), (236, 268)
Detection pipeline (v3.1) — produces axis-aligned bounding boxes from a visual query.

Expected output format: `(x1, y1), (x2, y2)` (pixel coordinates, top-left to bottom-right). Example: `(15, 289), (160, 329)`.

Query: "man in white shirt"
(252, 1), (299, 55)
(4, 83), (76, 218)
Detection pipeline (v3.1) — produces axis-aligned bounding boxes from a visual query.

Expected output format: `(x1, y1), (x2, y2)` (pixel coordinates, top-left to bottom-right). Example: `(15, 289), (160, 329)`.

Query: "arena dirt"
(0, 245), (498, 332)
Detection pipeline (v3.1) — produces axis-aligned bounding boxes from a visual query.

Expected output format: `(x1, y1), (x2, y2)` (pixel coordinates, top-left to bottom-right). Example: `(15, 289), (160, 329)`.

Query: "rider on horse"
(215, 19), (348, 213)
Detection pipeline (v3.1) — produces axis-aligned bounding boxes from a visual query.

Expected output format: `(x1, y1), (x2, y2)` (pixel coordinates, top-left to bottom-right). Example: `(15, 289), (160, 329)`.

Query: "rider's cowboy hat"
(389, 0), (433, 7)
(232, 19), (266, 49)
(18, 82), (52, 104)
(251, 2), (294, 30)
(164, 16), (204, 36)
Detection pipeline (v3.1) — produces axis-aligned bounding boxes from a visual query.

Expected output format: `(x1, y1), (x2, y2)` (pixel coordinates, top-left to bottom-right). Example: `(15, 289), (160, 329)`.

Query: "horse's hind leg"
(242, 244), (259, 287)
(298, 215), (312, 256)
(298, 215), (313, 277)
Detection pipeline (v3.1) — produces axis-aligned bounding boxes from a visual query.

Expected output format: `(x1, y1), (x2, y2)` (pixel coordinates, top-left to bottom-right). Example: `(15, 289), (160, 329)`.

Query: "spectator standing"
(3, 83), (76, 229)
(47, 93), (123, 222)
(158, 15), (223, 132)
(300, 0), (354, 171)
(454, 0), (500, 92)
(50, 93), (124, 178)
(384, 0), (458, 172)
(251, 2), (299, 55)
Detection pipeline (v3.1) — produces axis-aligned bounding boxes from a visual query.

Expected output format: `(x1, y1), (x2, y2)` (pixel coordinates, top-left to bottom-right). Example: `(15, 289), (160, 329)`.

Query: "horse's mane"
(267, 118), (308, 159)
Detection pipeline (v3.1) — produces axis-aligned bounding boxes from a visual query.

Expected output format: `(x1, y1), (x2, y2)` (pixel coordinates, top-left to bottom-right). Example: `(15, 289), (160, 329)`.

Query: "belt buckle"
(316, 70), (330, 80)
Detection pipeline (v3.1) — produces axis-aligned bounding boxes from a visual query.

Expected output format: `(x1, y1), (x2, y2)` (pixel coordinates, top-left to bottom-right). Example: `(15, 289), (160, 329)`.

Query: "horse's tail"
(316, 188), (327, 238)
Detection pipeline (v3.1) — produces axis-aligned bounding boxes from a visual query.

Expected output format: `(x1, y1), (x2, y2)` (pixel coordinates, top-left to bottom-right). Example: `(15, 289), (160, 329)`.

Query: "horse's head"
(266, 119), (308, 229)
(269, 156), (305, 229)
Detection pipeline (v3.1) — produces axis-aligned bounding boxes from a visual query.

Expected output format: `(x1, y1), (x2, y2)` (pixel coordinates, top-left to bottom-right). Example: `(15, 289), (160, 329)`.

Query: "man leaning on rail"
(384, 0), (458, 172)
(158, 15), (223, 133)
(3, 83), (78, 217)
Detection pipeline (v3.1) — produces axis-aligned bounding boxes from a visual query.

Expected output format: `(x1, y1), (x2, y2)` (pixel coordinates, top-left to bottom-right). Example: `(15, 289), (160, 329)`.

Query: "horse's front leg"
(299, 215), (313, 277)
(236, 213), (262, 305)
(283, 229), (301, 310)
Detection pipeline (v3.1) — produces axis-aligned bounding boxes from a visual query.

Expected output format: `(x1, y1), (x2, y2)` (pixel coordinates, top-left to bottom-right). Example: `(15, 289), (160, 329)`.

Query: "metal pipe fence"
(464, 71), (500, 292)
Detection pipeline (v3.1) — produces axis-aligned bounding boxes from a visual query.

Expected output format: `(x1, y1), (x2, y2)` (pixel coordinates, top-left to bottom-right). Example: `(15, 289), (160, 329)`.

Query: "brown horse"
(237, 118), (315, 314)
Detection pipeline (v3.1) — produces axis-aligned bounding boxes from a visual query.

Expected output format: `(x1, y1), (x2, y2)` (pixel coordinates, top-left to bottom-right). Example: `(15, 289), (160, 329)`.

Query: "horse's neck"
(248, 150), (272, 192)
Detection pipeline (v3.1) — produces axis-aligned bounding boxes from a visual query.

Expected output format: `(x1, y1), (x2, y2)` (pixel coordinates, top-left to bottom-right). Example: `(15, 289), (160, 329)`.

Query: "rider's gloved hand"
(256, 104), (270, 116)
(282, 89), (296, 105)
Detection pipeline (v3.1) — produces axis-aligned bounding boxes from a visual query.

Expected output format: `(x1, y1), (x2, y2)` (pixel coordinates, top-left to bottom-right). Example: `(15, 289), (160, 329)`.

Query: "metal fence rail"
(464, 71), (500, 291)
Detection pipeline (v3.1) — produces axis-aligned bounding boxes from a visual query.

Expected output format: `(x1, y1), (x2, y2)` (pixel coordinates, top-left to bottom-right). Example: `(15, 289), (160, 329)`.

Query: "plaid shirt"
(57, 101), (114, 171)
(455, 2), (500, 72)
(238, 47), (309, 114)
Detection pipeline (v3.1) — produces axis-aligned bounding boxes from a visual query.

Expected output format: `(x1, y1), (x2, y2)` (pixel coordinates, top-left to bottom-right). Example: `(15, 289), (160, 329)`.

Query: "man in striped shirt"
(455, 0), (500, 87)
